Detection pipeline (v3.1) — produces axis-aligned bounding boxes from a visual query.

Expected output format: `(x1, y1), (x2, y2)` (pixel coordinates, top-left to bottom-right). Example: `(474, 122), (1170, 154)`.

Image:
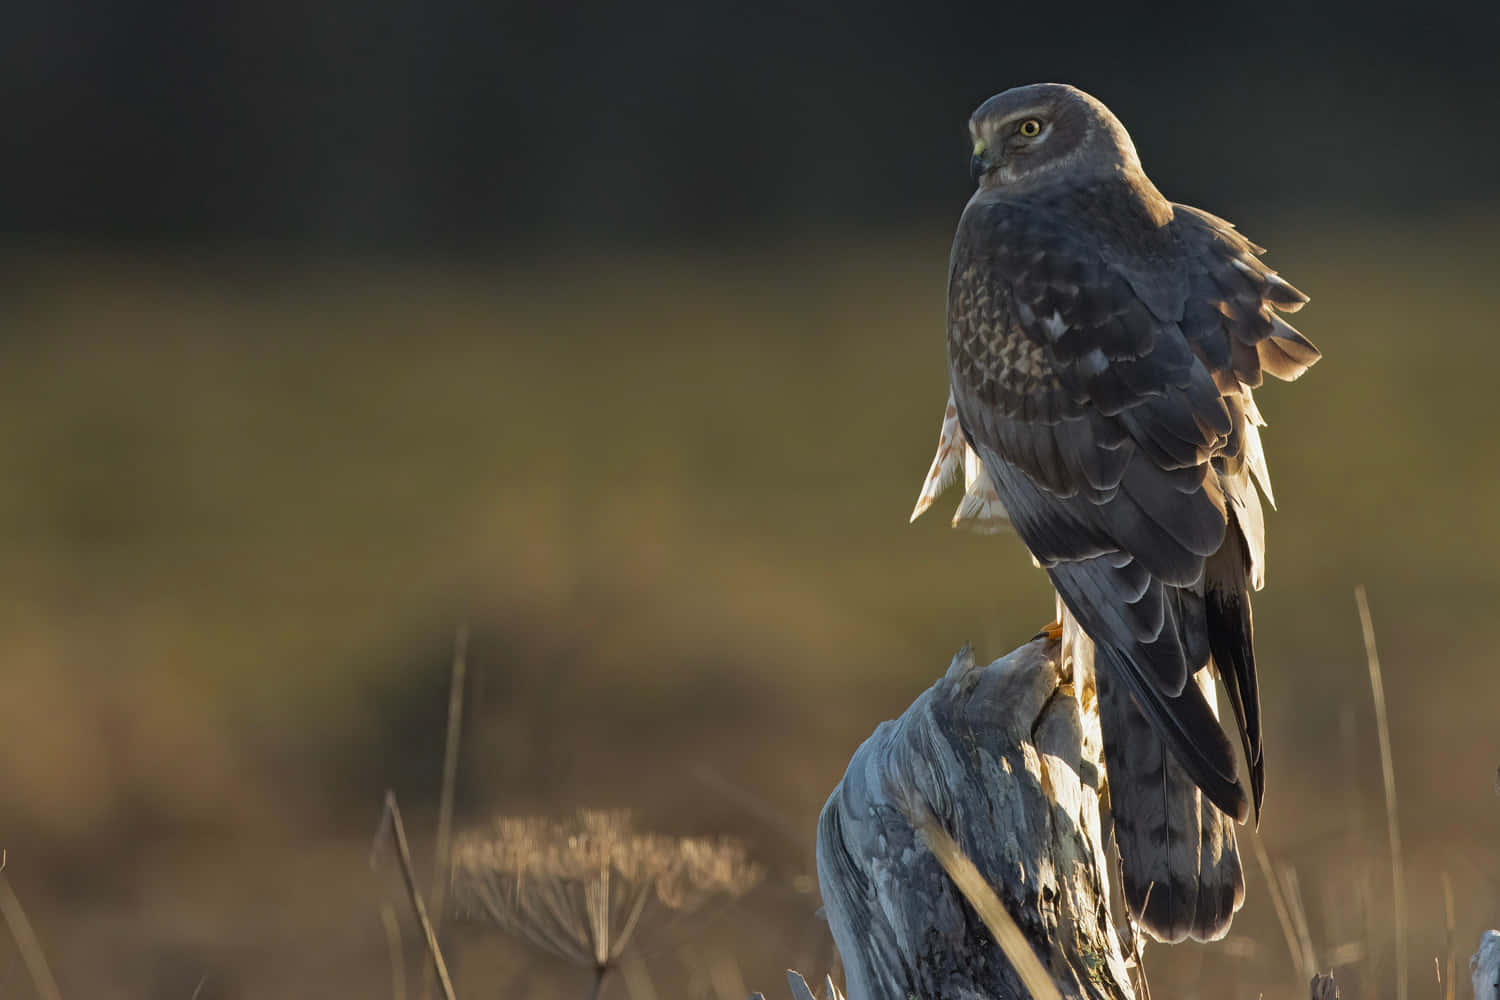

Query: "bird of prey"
(919, 83), (1319, 943)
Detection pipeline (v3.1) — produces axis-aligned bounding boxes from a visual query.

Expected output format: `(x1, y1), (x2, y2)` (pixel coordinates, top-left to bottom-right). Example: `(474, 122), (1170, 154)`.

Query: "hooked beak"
(969, 141), (993, 185)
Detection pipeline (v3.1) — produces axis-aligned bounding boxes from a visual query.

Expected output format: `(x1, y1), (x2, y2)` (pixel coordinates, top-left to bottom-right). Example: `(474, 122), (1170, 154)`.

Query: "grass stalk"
(373, 791), (457, 1000)
(0, 853), (63, 1000)
(1355, 585), (1406, 1000)
(421, 625), (468, 1000)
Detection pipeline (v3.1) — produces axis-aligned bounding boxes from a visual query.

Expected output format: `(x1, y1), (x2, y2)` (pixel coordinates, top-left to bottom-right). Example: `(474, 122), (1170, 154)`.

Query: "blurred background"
(1, 2), (1498, 998)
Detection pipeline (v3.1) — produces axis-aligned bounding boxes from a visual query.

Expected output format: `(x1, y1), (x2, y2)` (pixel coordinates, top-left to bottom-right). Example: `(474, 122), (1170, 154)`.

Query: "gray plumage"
(946, 83), (1319, 942)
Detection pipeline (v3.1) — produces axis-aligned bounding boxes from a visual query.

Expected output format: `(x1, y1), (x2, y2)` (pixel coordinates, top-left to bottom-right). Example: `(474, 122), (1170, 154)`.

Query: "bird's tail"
(1098, 660), (1245, 943)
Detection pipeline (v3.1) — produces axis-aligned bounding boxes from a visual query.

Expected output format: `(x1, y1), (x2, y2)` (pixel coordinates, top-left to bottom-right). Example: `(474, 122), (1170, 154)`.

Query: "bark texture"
(815, 635), (1135, 1000)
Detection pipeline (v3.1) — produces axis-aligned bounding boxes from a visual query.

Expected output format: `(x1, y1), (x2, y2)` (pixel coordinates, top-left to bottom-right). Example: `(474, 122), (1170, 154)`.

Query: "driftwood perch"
(814, 634), (1135, 1000)
(775, 629), (1490, 1000)
(1474, 931), (1500, 1000)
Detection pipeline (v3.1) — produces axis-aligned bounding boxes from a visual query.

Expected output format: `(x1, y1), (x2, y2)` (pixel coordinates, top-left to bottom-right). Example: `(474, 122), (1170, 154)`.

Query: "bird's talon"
(1036, 620), (1064, 643)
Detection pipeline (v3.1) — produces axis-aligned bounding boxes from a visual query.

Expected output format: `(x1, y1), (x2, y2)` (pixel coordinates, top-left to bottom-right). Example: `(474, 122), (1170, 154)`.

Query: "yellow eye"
(1018, 118), (1042, 137)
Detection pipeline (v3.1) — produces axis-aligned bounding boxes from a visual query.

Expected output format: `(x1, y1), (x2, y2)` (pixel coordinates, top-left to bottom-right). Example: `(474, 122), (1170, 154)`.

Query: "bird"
(928, 82), (1320, 943)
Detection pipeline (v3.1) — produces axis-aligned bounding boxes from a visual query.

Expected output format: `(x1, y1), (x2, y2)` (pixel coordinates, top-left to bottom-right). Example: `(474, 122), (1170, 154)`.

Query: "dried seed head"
(450, 810), (761, 968)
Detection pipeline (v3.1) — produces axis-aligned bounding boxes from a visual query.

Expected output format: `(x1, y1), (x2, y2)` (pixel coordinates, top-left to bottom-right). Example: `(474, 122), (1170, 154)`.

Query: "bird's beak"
(969, 141), (991, 185)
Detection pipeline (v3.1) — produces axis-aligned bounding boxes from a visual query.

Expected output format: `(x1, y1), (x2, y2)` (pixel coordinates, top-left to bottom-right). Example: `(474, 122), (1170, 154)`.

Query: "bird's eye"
(1018, 119), (1043, 138)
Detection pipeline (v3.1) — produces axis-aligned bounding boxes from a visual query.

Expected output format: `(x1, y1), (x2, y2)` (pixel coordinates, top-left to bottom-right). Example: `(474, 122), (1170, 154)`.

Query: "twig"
(1355, 585), (1406, 1000)
(421, 625), (469, 1000)
(0, 855), (63, 1000)
(381, 903), (409, 1000)
(907, 806), (1065, 1000)
(373, 791), (457, 1000)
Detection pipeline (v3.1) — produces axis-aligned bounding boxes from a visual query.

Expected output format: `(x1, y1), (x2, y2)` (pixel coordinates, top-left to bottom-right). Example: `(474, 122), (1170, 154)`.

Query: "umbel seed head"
(449, 809), (761, 968)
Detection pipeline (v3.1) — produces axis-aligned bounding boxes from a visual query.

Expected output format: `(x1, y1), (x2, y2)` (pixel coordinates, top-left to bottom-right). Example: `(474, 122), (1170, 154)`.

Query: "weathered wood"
(814, 635), (1135, 1000)
(1474, 931), (1500, 1000)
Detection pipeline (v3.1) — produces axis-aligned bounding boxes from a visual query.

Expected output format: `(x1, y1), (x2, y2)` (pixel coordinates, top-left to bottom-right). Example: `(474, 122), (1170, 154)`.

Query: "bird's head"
(967, 83), (1142, 191)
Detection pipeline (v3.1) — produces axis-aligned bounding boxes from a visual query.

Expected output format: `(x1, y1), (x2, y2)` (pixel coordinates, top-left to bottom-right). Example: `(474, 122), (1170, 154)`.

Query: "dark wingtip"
(1092, 643), (1248, 820)
(1168, 728), (1249, 823)
(1250, 756), (1265, 826)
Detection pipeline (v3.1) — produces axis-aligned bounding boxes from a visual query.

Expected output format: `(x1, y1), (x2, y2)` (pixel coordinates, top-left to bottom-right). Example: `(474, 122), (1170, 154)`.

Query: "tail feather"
(1100, 663), (1245, 943)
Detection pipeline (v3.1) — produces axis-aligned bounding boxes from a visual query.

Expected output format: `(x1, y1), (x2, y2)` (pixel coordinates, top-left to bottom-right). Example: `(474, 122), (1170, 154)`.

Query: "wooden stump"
(814, 635), (1135, 1000)
(1474, 931), (1500, 1000)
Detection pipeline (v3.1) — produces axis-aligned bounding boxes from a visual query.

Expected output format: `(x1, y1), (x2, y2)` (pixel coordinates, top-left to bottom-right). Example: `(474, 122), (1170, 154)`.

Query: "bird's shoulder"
(951, 177), (1189, 325)
(949, 185), (1317, 401)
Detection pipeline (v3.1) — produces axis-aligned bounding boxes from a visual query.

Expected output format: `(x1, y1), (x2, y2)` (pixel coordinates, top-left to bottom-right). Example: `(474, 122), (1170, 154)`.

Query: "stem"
(1355, 585), (1405, 1000)
(0, 854), (63, 1000)
(421, 625), (468, 1000)
(589, 963), (609, 1000)
(374, 791), (458, 1000)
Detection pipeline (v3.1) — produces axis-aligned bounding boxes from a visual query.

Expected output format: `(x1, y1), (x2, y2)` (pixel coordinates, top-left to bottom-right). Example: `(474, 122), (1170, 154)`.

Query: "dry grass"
(0, 853), (63, 1000)
(1356, 585), (1407, 1000)
(372, 792), (457, 1000)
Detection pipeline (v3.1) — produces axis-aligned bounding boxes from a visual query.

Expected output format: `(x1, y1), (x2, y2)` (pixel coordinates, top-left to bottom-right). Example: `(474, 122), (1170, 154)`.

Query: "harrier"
(914, 83), (1319, 942)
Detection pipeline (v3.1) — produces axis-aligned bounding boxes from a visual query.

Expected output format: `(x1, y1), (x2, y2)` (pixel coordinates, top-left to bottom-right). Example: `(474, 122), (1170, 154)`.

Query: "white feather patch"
(910, 391), (1011, 533)
(1196, 665), (1222, 722)
(910, 394), (965, 523)
(954, 445), (1010, 534)
(1059, 598), (1093, 694)
(1240, 388), (1275, 509)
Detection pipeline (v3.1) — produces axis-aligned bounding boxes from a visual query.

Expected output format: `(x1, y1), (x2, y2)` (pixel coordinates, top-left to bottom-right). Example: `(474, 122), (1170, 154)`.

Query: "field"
(0, 215), (1497, 998)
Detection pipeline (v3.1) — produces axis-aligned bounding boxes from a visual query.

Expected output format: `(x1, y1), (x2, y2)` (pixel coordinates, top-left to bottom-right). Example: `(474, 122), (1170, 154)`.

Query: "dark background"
(5, 3), (1498, 245)
(1, 3), (1497, 999)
